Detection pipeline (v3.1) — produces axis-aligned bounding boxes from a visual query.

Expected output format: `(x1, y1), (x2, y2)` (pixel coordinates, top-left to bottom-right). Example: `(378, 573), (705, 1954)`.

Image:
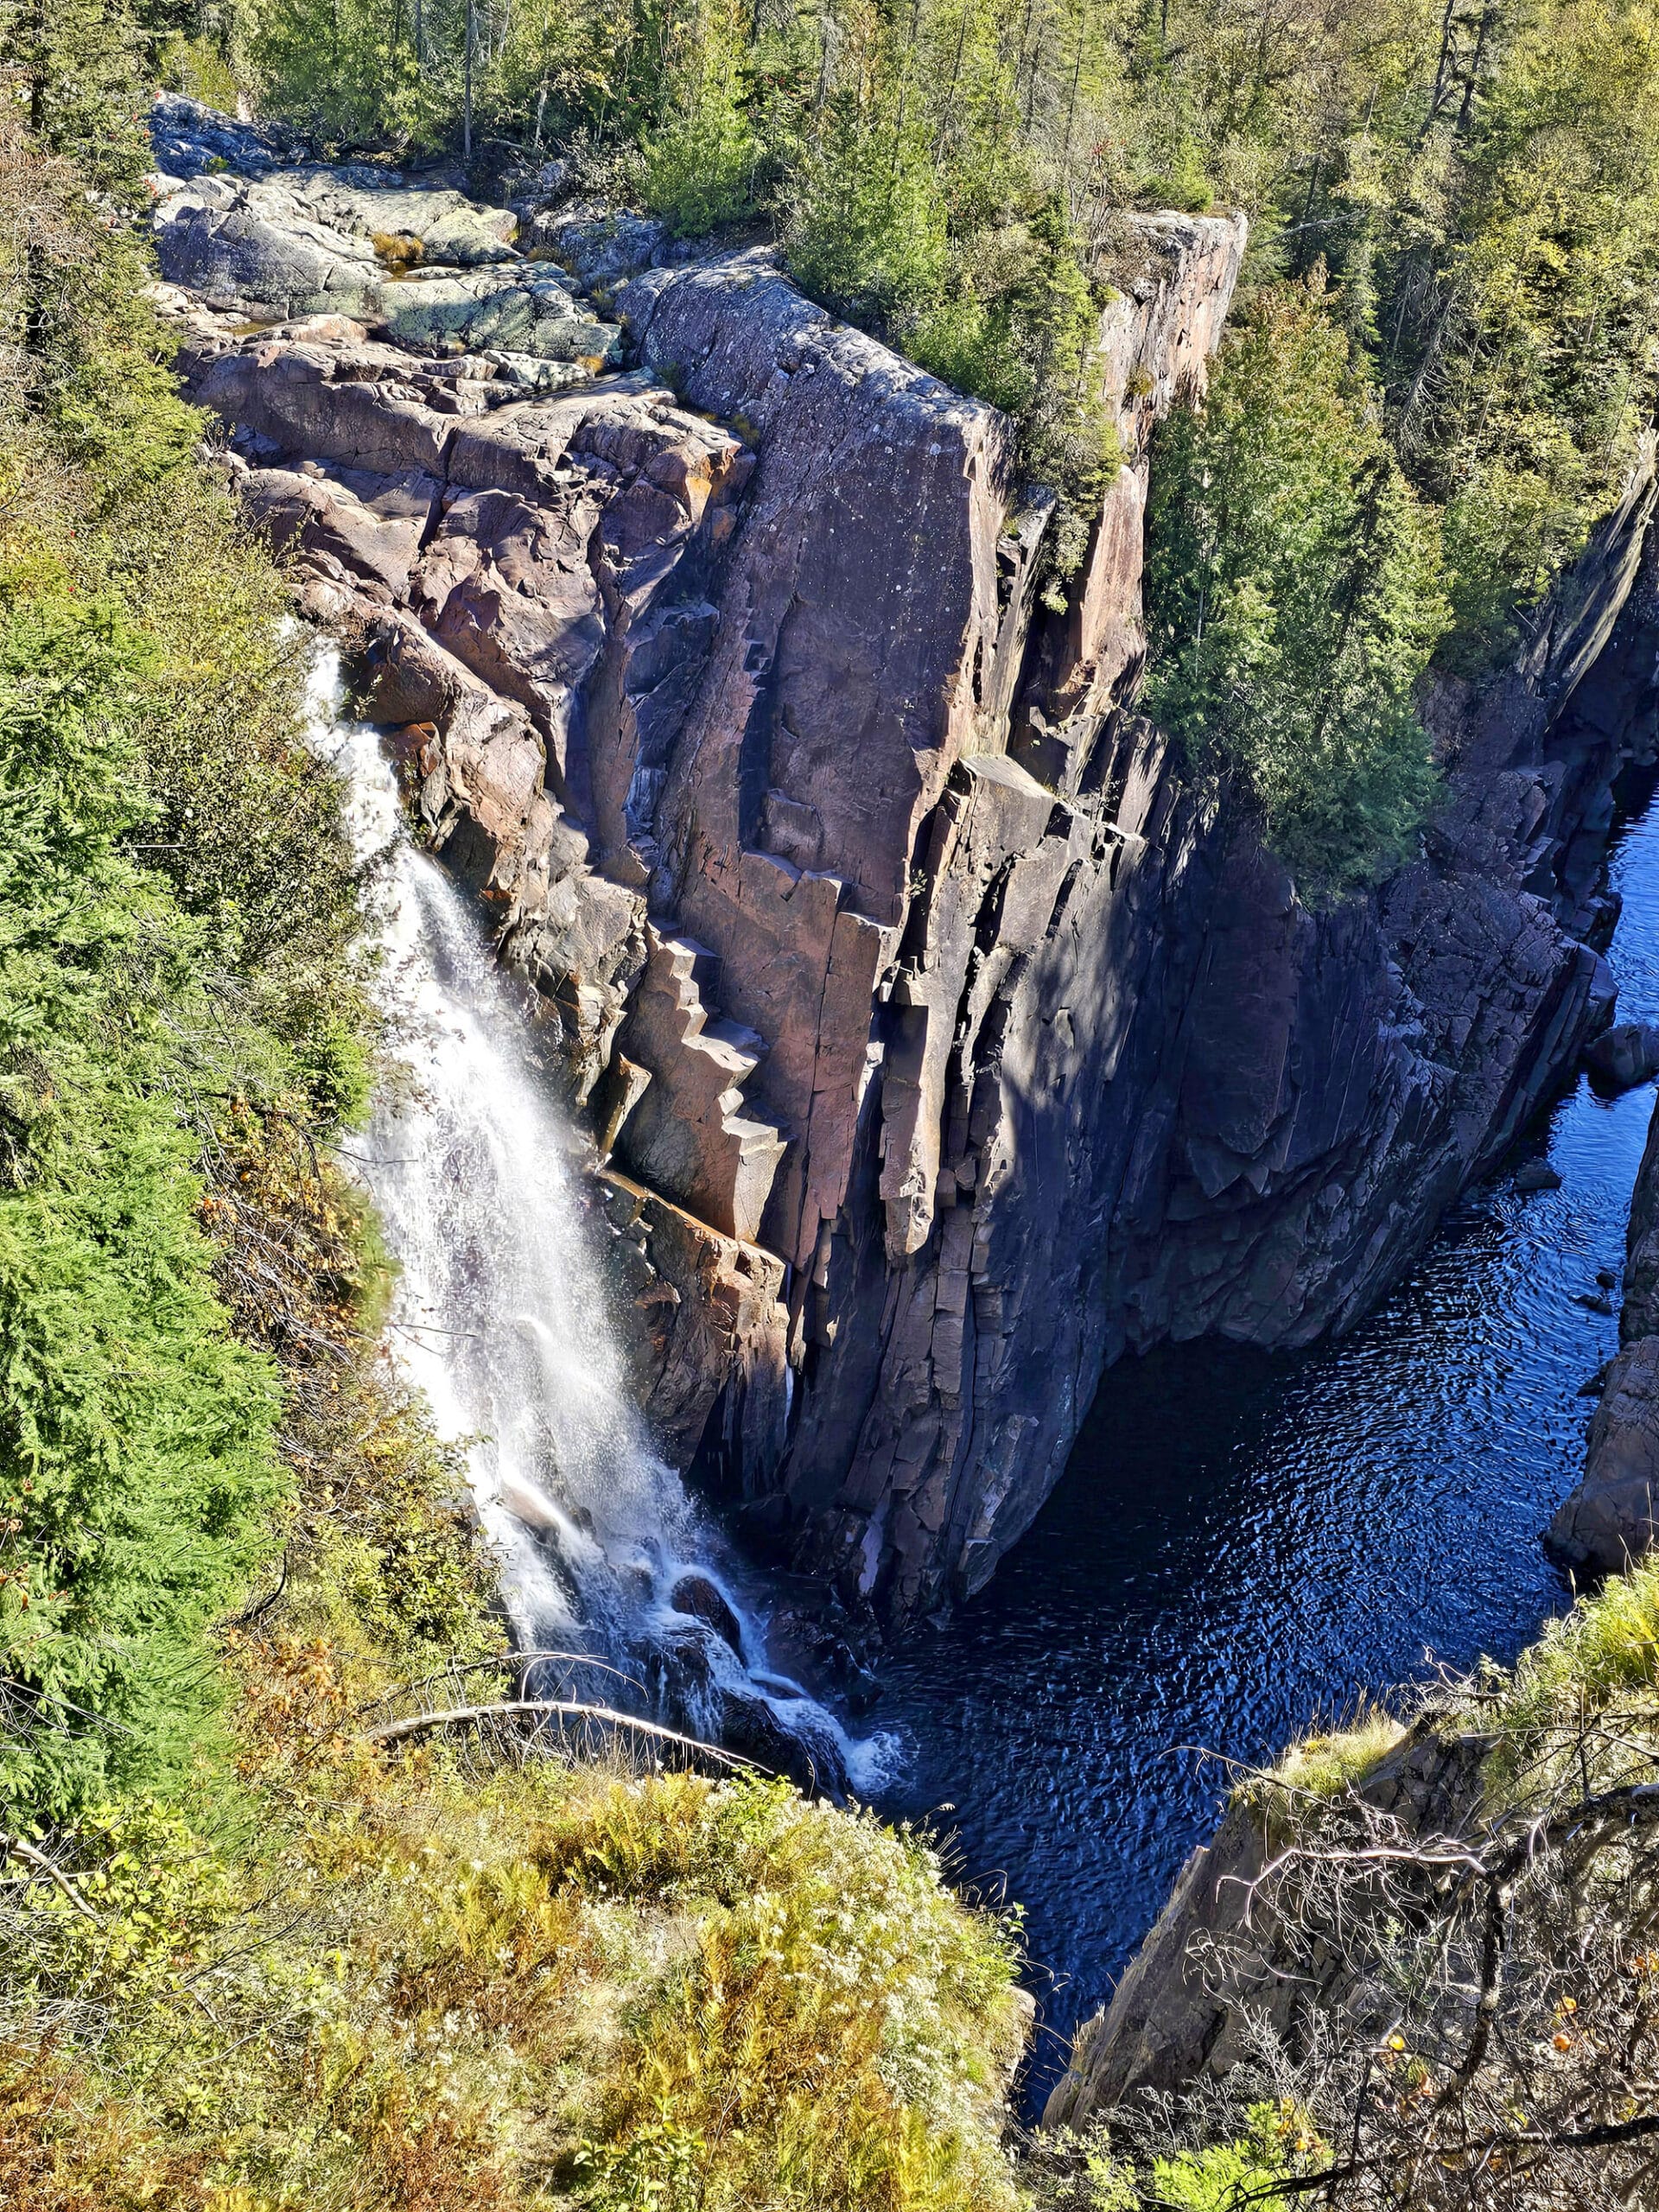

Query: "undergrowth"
(0, 1753), (1027, 2212)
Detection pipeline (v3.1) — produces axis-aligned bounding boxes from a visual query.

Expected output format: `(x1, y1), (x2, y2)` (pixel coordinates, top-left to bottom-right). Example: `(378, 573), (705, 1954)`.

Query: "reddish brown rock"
(175, 150), (1659, 1638)
(600, 1170), (789, 1478)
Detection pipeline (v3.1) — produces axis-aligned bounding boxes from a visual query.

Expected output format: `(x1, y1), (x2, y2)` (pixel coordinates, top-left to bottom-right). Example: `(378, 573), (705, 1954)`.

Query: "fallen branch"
(357, 1697), (760, 1772)
(353, 1649), (645, 1720)
(0, 1835), (102, 1924)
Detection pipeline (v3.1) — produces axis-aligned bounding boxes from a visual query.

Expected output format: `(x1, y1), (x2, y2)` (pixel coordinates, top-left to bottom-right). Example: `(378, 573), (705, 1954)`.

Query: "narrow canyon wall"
(151, 95), (1659, 1630)
(1550, 1108), (1659, 1575)
(1041, 1717), (1491, 2124)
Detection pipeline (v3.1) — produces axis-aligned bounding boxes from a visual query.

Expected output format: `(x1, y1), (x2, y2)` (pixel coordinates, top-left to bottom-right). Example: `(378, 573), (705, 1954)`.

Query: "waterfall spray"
(308, 647), (868, 1794)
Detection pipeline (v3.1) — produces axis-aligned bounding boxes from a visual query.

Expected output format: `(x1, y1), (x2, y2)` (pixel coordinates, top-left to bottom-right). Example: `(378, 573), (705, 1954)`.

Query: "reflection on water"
(878, 763), (1659, 2107)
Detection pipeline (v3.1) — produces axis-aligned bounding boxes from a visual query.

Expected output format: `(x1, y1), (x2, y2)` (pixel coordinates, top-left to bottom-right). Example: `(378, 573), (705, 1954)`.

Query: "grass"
(1260, 1707), (1407, 1806)
(1465, 1554), (1659, 1808)
(0, 1751), (1027, 2212)
(1238, 1561), (1659, 1827)
(1487, 1554), (1659, 1734)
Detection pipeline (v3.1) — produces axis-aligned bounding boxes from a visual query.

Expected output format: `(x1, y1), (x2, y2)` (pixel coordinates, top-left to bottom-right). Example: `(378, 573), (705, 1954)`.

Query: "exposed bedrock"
(1041, 1717), (1492, 2126)
(154, 95), (1659, 1627)
(1549, 1087), (1659, 1575)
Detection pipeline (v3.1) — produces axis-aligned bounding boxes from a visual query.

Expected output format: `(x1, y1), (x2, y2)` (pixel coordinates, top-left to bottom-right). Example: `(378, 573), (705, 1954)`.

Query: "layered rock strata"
(154, 96), (1659, 1629)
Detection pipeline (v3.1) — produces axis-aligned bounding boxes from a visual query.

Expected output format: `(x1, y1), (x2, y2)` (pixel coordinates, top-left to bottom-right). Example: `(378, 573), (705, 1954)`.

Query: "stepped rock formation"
(151, 96), (1659, 1629)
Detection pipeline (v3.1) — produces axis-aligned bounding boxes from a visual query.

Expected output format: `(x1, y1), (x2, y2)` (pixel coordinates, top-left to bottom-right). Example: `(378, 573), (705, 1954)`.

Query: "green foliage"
(1026, 2101), (1316, 2209)
(1144, 283), (1447, 891)
(0, 575), (284, 1823)
(3, 0), (152, 205)
(1104, 0), (1659, 665)
(637, 0), (760, 236)
(2, 1764), (1027, 2211)
(1478, 1550), (1659, 1799)
(779, 3), (950, 328)
(1147, 2124), (1291, 2211)
(0, 52), (379, 1823)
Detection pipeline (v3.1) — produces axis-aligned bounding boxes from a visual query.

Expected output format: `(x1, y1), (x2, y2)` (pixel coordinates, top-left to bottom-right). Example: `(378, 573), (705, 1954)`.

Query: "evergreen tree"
(1144, 283), (1448, 893)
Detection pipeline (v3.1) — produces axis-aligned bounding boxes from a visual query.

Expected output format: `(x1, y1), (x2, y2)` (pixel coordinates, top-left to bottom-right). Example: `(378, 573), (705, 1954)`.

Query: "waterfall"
(306, 646), (867, 1795)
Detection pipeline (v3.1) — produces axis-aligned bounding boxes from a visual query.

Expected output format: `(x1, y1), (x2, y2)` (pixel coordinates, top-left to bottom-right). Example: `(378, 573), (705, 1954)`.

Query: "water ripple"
(878, 764), (1659, 2109)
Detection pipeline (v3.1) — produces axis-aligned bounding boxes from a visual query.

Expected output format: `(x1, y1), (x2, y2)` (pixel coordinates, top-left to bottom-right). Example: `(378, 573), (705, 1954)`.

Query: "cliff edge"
(149, 95), (1659, 1626)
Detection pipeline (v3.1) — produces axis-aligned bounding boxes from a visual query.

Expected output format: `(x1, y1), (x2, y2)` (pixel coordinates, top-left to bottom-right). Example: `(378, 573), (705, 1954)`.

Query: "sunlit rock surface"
(155, 93), (1659, 1628)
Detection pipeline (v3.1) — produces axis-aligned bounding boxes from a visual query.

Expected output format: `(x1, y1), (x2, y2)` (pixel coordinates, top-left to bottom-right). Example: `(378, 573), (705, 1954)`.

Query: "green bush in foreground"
(1, 1758), (1028, 2211)
(0, 576), (289, 1821)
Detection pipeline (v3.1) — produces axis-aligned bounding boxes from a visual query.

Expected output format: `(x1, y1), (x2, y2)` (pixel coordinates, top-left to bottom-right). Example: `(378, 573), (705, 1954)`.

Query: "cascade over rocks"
(152, 96), (1659, 1631)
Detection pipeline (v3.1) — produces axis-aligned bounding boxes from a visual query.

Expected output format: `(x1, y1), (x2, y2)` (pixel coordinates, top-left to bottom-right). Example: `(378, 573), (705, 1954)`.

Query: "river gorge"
(879, 767), (1659, 2107)
(145, 85), (1659, 2145)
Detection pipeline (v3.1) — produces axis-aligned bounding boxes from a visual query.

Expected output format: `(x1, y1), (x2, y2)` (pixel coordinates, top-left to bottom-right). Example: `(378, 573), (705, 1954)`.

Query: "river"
(873, 760), (1659, 2109)
(324, 632), (1659, 2116)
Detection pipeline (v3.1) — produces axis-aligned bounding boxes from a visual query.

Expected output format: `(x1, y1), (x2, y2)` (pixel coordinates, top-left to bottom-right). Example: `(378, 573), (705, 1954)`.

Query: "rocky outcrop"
(1548, 1095), (1659, 1573)
(154, 94), (1659, 1630)
(1586, 1020), (1659, 1091)
(1043, 1719), (1490, 2123)
(151, 110), (618, 366)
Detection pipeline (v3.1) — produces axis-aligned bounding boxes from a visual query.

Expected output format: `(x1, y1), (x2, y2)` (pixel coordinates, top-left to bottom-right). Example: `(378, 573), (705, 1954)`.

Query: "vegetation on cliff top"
(221, 0), (1659, 887)
(1144, 282), (1449, 891)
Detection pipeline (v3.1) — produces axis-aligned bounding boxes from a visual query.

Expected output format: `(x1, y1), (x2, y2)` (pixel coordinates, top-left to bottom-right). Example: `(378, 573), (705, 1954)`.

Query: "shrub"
(0, 579), (285, 1821)
(0, 66), (382, 1821)
(637, 0), (760, 238)
(1, 1762), (1027, 2212)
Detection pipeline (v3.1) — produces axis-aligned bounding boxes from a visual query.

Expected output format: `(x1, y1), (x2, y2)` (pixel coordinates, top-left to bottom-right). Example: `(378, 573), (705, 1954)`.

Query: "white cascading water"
(306, 647), (867, 1793)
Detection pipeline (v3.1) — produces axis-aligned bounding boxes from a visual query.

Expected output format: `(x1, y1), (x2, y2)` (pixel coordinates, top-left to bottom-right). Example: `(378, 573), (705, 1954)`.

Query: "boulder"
(530, 203), (670, 289)
(238, 460), (442, 598)
(152, 159), (626, 361)
(374, 268), (620, 360)
(1514, 1159), (1564, 1192)
(1586, 1020), (1659, 1090)
(149, 89), (302, 177)
(666, 1572), (747, 1657)
(156, 188), (385, 318)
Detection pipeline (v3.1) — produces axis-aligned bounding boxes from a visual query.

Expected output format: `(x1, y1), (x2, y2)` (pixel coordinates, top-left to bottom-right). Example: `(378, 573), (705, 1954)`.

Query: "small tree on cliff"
(1143, 279), (1449, 897)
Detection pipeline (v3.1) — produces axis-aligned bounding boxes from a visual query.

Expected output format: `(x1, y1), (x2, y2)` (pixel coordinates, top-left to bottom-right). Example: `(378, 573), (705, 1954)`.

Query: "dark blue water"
(878, 770), (1659, 2106)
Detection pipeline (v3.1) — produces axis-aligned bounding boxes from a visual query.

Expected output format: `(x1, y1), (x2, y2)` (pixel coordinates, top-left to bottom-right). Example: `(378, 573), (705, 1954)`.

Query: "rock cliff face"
(151, 96), (1659, 1630)
(1041, 1718), (1491, 2123)
(1550, 1092), (1659, 1574)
